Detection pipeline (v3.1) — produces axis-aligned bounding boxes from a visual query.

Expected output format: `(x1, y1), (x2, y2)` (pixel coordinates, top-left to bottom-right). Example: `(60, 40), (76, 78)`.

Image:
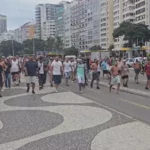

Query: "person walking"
(121, 60), (129, 87)
(63, 58), (71, 86)
(24, 56), (38, 94)
(90, 59), (100, 89)
(38, 57), (45, 90)
(51, 57), (63, 92)
(48, 57), (54, 87)
(145, 59), (150, 90)
(0, 58), (3, 97)
(4, 59), (11, 88)
(109, 62), (120, 94)
(76, 59), (85, 93)
(133, 59), (141, 84)
(11, 57), (20, 86)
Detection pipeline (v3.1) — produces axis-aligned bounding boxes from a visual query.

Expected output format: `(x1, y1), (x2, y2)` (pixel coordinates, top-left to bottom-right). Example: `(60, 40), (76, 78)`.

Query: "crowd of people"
(0, 55), (149, 97)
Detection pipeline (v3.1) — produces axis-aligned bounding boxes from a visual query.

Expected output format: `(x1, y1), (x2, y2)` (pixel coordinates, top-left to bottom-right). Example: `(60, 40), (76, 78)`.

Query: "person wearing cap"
(109, 61), (120, 94)
(121, 60), (129, 87)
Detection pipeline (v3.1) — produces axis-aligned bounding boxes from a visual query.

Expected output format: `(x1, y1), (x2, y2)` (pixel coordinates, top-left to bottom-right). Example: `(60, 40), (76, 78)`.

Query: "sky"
(0, 0), (70, 30)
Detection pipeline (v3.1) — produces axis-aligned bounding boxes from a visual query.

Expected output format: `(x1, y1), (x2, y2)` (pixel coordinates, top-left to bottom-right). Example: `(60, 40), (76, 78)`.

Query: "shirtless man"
(109, 62), (120, 94)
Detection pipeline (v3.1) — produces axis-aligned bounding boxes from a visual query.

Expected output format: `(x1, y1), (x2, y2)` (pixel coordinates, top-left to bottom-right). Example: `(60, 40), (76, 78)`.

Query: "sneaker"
(55, 90), (58, 93)
(27, 88), (30, 93)
(0, 95), (2, 98)
(96, 86), (100, 89)
(145, 87), (149, 90)
(32, 91), (35, 94)
(79, 91), (82, 94)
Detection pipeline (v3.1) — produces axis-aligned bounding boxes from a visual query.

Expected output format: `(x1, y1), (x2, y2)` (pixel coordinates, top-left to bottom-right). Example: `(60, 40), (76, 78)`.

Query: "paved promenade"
(0, 79), (149, 149)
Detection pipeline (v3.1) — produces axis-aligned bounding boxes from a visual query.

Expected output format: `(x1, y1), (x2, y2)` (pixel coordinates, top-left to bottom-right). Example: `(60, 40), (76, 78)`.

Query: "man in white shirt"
(38, 57), (44, 90)
(63, 59), (71, 86)
(51, 57), (63, 92)
(11, 57), (20, 85)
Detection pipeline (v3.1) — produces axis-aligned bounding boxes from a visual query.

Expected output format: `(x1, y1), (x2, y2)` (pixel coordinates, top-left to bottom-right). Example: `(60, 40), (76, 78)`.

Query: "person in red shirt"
(145, 59), (150, 90)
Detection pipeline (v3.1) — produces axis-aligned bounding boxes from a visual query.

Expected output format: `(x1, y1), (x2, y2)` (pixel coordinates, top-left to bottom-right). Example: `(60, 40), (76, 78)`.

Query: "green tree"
(108, 44), (114, 55)
(90, 45), (102, 51)
(54, 36), (63, 52)
(23, 39), (45, 54)
(64, 46), (78, 56)
(113, 22), (150, 47)
(45, 37), (55, 51)
(0, 40), (23, 56)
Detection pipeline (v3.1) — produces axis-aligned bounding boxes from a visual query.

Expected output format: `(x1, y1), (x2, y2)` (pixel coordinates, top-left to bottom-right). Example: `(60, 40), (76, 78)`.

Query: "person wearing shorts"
(110, 62), (120, 94)
(51, 57), (63, 92)
(63, 59), (71, 86)
(76, 59), (85, 93)
(133, 59), (141, 84)
(121, 61), (129, 87)
(90, 59), (100, 89)
(145, 59), (150, 90)
(24, 56), (38, 94)
(11, 57), (20, 85)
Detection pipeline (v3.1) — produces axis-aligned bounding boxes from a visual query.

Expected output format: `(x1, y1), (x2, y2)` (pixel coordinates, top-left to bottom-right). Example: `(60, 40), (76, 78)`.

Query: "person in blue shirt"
(101, 59), (111, 84)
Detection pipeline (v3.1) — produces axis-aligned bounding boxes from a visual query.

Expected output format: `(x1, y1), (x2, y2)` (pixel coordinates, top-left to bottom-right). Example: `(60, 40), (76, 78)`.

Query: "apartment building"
(113, 0), (135, 50)
(70, 0), (103, 50)
(106, 0), (114, 49)
(63, 1), (73, 48)
(100, 0), (107, 49)
(0, 14), (7, 34)
(135, 0), (150, 26)
(35, 4), (61, 40)
(21, 22), (35, 42)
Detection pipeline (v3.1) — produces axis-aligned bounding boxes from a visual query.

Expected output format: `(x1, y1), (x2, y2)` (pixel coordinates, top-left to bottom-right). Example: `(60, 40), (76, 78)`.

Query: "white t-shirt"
(38, 62), (44, 74)
(63, 61), (71, 73)
(51, 60), (62, 75)
(11, 60), (19, 72)
(70, 61), (76, 71)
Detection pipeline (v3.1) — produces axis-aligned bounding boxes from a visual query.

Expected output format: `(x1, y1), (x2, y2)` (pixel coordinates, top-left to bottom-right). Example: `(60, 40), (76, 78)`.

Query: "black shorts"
(147, 75), (150, 80)
(11, 72), (19, 76)
(103, 70), (110, 75)
(92, 72), (99, 80)
(53, 75), (61, 85)
(122, 75), (129, 79)
(118, 70), (121, 75)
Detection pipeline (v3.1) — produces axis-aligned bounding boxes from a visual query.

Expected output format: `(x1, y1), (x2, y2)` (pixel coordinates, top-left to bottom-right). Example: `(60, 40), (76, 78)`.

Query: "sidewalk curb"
(99, 81), (150, 98)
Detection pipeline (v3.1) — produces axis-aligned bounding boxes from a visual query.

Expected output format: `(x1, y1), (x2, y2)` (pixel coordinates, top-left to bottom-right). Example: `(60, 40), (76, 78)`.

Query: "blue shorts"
(53, 75), (61, 85)
(64, 72), (70, 79)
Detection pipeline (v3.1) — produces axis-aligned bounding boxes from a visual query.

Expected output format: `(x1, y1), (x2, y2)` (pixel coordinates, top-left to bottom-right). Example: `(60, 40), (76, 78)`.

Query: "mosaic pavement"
(0, 86), (149, 150)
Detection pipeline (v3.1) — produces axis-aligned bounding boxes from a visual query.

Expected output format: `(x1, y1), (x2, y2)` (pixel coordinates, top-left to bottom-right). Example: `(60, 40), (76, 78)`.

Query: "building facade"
(21, 22), (35, 42)
(35, 4), (61, 40)
(0, 14), (7, 34)
(113, 0), (135, 50)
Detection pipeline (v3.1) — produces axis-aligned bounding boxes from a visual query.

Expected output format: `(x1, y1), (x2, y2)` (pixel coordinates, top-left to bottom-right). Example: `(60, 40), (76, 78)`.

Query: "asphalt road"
(61, 81), (150, 125)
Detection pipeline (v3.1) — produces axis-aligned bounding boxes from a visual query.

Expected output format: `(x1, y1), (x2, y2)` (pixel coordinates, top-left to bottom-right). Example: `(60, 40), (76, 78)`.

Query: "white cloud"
(0, 0), (71, 29)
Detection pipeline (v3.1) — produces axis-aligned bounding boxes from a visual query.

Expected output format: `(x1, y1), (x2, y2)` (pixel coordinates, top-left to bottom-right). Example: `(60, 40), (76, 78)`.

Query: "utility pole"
(12, 36), (14, 56)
